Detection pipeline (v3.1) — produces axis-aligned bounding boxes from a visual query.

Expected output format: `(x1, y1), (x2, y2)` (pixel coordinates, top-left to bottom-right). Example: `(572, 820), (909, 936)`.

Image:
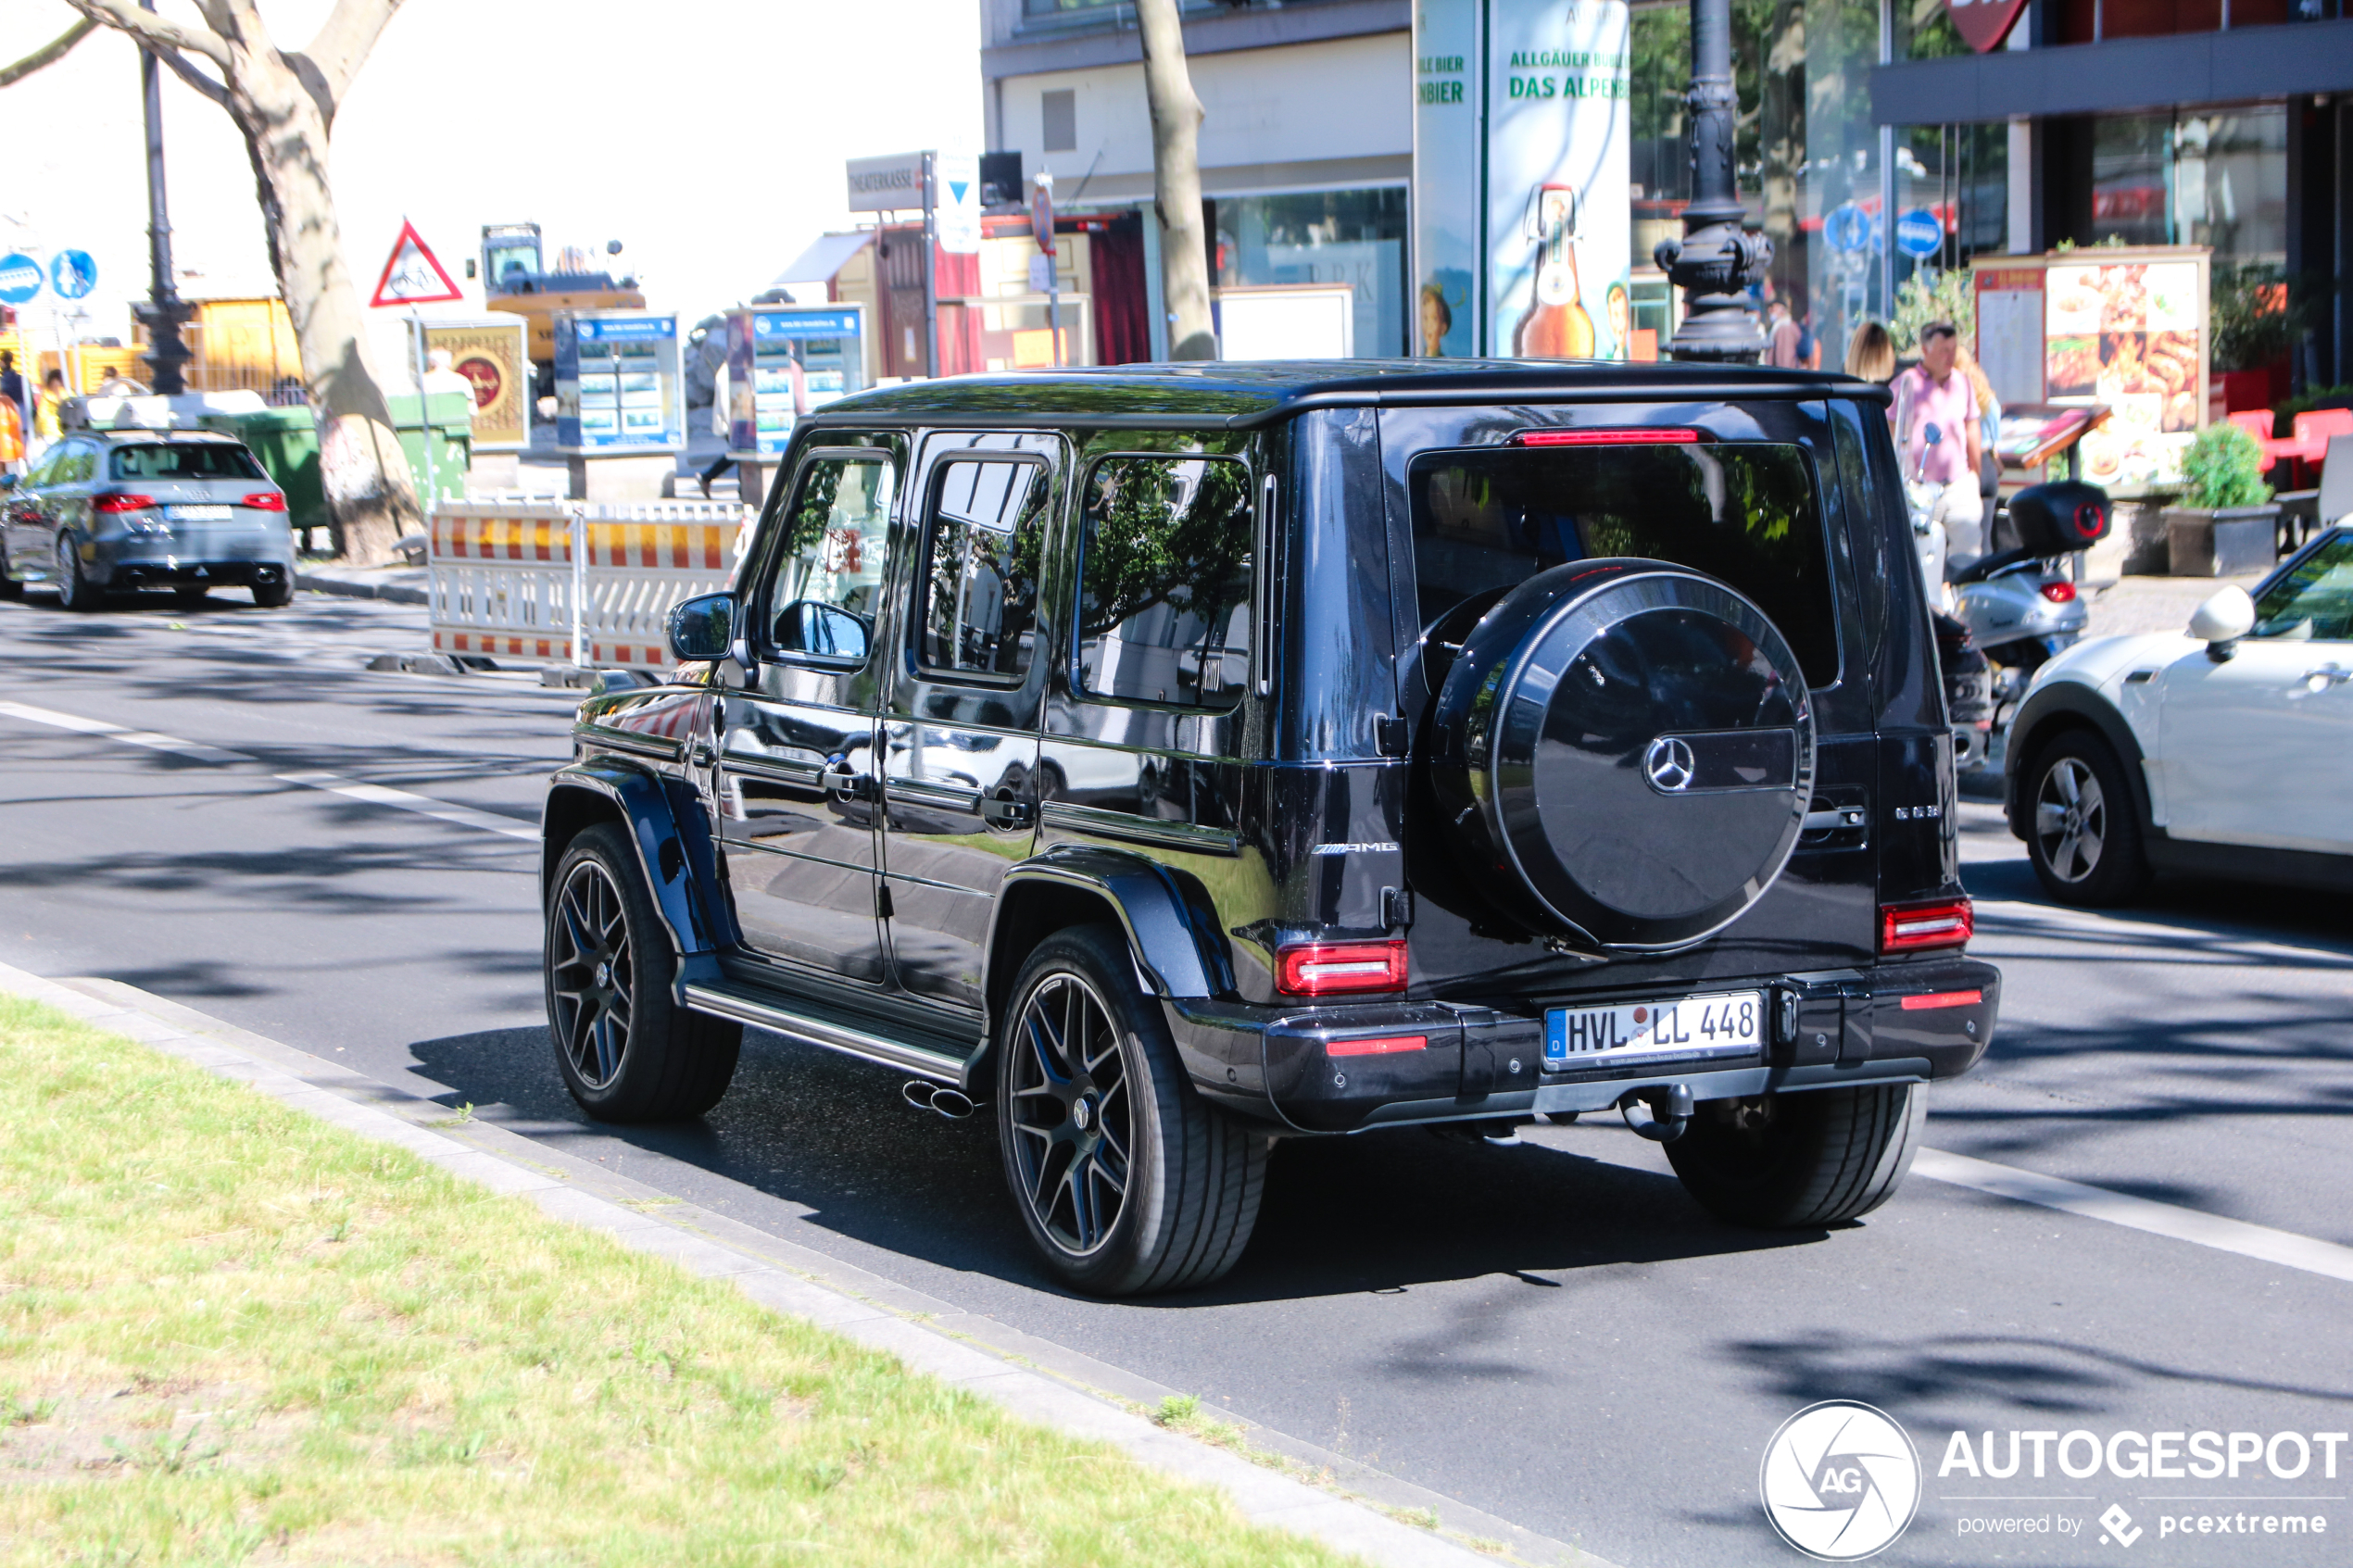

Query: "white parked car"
(2002, 527), (2353, 904)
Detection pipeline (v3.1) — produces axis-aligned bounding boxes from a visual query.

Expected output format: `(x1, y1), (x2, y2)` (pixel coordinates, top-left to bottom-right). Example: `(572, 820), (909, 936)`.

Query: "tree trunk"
(1135, 0), (1214, 361)
(232, 55), (418, 566)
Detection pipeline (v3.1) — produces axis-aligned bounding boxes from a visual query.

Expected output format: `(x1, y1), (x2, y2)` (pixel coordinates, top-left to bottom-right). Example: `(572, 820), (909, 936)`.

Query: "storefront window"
(2085, 107), (2286, 266)
(1212, 187), (1409, 357)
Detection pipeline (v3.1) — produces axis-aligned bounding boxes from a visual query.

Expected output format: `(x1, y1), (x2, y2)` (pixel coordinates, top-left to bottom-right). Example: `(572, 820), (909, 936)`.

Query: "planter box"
(2165, 505), (2279, 577)
(2121, 501), (2172, 575)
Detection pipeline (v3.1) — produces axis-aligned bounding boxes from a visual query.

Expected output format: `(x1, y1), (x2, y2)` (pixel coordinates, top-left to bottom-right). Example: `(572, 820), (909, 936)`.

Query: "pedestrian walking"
(1765, 297), (1802, 369)
(1891, 321), (1984, 591)
(31, 369), (66, 459)
(1843, 320), (1896, 384)
(0, 350), (22, 414)
(1797, 307), (1820, 372)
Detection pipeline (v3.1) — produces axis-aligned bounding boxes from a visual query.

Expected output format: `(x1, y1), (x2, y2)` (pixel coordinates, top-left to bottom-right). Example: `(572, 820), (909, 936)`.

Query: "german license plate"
(166, 505), (231, 521)
(1543, 989), (1767, 1070)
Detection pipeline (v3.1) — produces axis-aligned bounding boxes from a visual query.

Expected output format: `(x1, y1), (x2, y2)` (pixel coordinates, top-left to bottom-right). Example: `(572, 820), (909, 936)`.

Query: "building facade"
(984, 0), (2346, 380)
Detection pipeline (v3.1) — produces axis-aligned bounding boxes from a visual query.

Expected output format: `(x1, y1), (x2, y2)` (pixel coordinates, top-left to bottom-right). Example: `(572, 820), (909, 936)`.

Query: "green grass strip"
(0, 996), (1356, 1567)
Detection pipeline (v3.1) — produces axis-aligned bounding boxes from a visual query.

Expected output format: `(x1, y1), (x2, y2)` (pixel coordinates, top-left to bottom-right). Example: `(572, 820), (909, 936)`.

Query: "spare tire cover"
(1428, 558), (1816, 951)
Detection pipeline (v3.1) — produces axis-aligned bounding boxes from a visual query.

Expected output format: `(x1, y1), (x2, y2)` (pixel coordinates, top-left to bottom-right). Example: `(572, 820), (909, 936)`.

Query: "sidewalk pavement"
(297, 559), (428, 606)
(0, 960), (1616, 1568)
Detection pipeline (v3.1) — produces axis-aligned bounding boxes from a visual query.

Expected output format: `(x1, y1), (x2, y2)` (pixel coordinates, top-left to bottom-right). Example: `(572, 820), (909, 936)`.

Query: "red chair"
(2282, 408), (2353, 487)
(2227, 409), (2275, 444)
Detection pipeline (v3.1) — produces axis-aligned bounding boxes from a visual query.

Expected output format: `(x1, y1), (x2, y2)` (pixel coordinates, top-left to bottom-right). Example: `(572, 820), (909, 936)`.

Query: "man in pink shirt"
(1891, 321), (1983, 592)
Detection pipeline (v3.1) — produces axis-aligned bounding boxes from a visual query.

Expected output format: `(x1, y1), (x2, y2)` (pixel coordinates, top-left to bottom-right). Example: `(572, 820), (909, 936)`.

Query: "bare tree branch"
(64, 0), (230, 68)
(0, 17), (96, 88)
(153, 42), (230, 107)
(302, 0), (403, 107)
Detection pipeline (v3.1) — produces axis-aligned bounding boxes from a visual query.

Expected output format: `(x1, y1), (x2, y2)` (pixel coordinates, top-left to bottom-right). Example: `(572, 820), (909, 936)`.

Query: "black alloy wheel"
(550, 853), (635, 1093)
(252, 574), (293, 608)
(54, 536), (96, 611)
(544, 822), (741, 1122)
(1006, 969), (1135, 1259)
(2024, 729), (2150, 907)
(996, 927), (1266, 1295)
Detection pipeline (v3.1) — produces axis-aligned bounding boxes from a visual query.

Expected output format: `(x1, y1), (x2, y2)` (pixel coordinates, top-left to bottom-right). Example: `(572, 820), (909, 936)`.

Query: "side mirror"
(667, 592), (736, 663)
(774, 598), (870, 662)
(2187, 584), (2256, 660)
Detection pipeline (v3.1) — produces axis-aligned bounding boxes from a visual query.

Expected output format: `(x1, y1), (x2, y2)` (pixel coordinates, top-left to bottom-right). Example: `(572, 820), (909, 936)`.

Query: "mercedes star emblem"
(1644, 735), (1697, 793)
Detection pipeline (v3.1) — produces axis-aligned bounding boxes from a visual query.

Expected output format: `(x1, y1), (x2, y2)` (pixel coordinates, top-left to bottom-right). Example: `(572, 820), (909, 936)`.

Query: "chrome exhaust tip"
(900, 1079), (938, 1111)
(900, 1080), (978, 1120)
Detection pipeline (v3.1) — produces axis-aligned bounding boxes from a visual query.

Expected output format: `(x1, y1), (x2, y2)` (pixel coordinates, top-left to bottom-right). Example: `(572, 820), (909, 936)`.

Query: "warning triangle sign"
(369, 220), (463, 307)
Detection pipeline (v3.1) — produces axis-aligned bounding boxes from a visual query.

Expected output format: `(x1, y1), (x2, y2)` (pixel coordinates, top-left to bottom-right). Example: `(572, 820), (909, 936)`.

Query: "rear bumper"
(1168, 958), (2000, 1133)
(93, 558), (290, 590)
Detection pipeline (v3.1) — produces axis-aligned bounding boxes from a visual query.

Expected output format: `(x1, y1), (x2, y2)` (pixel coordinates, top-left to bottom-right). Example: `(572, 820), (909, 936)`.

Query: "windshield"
(109, 443), (266, 482)
(1407, 441), (1840, 685)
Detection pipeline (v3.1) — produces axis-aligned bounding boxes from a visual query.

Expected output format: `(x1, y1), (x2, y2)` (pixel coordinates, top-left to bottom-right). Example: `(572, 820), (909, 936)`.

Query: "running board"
(682, 984), (971, 1085)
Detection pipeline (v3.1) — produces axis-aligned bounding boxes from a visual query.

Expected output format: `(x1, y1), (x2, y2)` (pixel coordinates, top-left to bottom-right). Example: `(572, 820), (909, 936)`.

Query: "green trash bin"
(384, 392), (475, 508)
(194, 404), (327, 546)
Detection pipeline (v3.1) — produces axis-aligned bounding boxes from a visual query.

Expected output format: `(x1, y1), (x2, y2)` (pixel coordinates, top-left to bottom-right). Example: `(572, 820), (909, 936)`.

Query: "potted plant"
(2165, 422), (2279, 577)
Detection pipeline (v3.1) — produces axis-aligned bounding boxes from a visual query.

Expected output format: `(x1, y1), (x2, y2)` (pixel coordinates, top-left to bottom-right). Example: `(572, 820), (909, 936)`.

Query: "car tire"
(997, 926), (1266, 1295)
(251, 575), (292, 608)
(0, 541), (20, 600)
(54, 537), (98, 612)
(1664, 1084), (1926, 1228)
(544, 822), (741, 1123)
(2023, 728), (2150, 906)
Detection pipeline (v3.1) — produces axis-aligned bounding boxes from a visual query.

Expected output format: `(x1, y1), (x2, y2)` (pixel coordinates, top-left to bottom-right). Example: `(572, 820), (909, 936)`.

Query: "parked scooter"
(1950, 480), (2110, 690)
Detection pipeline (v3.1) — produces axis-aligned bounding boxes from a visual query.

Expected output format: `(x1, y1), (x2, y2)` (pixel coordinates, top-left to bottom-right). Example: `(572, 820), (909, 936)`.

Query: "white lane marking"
(1915, 1148), (2353, 1286)
(0, 698), (245, 763)
(0, 699), (535, 843)
(272, 770), (539, 841)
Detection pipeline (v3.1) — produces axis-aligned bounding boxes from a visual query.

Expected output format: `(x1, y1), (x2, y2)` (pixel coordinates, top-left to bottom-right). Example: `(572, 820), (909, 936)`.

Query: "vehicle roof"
(85, 428), (245, 445)
(809, 358), (1888, 432)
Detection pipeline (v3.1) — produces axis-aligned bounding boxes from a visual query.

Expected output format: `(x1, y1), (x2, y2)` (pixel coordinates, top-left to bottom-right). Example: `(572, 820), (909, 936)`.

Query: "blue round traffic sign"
(1895, 208), (1944, 259)
(49, 249), (96, 299)
(0, 252), (41, 305)
(1824, 203), (1869, 256)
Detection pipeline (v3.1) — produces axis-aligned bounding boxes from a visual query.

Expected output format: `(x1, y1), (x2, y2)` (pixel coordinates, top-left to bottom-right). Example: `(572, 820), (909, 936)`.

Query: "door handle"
(980, 796), (1035, 829)
(1801, 807), (1868, 834)
(2296, 665), (2353, 693)
(822, 757), (875, 802)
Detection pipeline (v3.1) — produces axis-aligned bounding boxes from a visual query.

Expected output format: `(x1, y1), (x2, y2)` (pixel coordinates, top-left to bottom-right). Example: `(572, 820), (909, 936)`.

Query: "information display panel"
(555, 310), (685, 454)
(724, 305), (867, 457)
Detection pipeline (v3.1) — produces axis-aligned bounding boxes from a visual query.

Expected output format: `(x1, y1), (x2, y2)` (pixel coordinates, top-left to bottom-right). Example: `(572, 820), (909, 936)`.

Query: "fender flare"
(2003, 683), (2154, 840)
(987, 845), (1227, 1006)
(544, 759), (737, 970)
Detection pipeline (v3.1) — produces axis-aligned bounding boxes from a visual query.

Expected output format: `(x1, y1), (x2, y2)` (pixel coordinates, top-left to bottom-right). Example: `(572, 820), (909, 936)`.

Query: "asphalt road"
(4, 586), (2349, 1568)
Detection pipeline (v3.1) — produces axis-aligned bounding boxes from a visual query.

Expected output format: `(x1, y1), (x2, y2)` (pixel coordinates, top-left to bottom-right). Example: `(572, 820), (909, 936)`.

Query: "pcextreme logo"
(1760, 1401), (1923, 1561)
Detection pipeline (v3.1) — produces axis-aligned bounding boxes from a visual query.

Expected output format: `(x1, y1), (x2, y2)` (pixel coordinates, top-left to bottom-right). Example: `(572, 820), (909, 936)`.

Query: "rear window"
(1407, 440), (1840, 684)
(109, 443), (266, 482)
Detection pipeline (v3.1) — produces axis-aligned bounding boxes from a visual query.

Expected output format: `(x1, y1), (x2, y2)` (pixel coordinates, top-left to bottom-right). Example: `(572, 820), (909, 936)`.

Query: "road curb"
(296, 569), (428, 605)
(0, 961), (1618, 1568)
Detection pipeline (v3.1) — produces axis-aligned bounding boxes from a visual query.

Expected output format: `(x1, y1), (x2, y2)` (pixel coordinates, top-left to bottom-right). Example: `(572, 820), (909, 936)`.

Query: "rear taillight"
(1881, 897), (1972, 954)
(2040, 581), (2076, 603)
(91, 492), (155, 513)
(243, 491), (287, 512)
(1277, 940), (1408, 997)
(1326, 1034), (1427, 1058)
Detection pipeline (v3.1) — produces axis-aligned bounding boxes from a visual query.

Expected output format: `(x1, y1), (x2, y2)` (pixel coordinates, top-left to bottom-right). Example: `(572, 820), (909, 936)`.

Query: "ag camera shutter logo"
(1760, 1400), (1921, 1561)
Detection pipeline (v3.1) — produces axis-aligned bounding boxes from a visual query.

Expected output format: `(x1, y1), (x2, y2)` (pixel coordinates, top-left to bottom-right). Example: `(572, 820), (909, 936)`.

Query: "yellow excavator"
(480, 223), (645, 395)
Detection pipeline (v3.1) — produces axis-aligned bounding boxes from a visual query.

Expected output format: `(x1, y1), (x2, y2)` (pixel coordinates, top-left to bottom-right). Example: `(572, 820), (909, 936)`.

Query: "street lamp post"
(135, 0), (191, 395)
(1654, 0), (1771, 364)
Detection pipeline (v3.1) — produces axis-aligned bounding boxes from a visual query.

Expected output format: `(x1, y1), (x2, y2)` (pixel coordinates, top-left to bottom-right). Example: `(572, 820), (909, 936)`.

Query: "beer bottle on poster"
(1516, 183), (1595, 359)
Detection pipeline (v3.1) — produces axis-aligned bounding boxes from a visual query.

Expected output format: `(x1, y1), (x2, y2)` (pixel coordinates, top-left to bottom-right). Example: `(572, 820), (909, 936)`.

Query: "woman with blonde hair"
(1843, 320), (1895, 383)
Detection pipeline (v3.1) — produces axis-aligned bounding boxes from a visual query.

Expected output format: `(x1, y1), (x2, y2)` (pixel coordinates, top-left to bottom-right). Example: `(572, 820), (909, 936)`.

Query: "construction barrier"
(428, 499), (749, 671)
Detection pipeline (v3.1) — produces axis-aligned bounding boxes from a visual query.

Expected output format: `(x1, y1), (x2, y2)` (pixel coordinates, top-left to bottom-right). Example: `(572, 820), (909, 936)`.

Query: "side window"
(917, 458), (1049, 680)
(64, 445), (94, 483)
(763, 454), (893, 662)
(2252, 534), (2353, 642)
(1077, 455), (1255, 709)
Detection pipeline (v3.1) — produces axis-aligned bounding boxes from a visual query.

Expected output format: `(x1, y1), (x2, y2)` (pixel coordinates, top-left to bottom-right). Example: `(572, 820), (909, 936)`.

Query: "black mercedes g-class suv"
(540, 360), (1997, 1295)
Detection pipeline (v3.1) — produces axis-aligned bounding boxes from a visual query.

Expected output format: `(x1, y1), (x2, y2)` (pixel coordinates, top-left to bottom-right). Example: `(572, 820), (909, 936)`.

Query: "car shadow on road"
(409, 1021), (1826, 1307)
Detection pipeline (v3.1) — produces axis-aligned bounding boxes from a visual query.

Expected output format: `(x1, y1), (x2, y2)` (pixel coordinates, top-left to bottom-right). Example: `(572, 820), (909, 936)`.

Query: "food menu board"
(553, 310), (685, 454)
(1974, 247), (2208, 497)
(724, 306), (866, 457)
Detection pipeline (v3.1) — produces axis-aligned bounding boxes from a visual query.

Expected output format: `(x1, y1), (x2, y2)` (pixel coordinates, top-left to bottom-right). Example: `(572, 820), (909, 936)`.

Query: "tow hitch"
(1619, 1083), (1694, 1143)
